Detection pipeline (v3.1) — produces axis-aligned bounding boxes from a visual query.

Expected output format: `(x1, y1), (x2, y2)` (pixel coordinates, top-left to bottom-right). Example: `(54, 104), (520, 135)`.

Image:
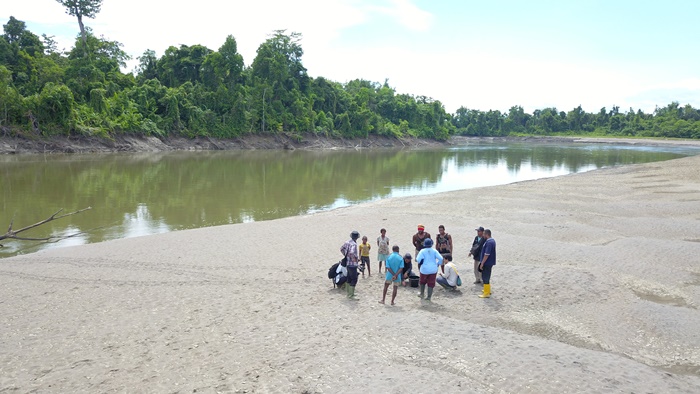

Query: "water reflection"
(0, 143), (696, 257)
(119, 204), (172, 239)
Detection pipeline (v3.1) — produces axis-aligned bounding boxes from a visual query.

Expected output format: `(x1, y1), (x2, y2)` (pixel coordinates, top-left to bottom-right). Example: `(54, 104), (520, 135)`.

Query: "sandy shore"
(2, 151), (700, 393)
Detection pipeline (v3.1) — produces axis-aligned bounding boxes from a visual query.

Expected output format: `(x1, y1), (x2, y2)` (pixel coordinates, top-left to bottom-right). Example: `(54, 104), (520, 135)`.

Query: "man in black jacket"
(468, 226), (486, 284)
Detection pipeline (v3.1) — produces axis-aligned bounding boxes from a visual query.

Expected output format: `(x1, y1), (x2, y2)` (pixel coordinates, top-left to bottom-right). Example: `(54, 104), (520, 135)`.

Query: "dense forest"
(1, 6), (700, 141)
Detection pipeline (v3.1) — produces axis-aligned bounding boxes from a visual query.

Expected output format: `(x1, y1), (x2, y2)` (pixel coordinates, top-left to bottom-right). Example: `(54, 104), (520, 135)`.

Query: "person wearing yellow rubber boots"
(478, 229), (496, 298)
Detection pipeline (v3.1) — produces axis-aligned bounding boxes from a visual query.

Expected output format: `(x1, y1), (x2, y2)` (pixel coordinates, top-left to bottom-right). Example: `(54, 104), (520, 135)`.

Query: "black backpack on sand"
(328, 262), (347, 288)
(328, 262), (340, 279)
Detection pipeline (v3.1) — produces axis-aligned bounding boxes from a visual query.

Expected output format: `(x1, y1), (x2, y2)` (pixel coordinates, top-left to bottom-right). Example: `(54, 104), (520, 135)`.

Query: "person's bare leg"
(391, 285), (398, 305)
(367, 262), (371, 277)
(379, 282), (390, 304)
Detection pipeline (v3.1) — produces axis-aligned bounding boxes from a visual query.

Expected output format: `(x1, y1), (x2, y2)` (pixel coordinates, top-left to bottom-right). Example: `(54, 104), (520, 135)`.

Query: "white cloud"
(308, 42), (640, 113)
(4, 0), (369, 66)
(623, 78), (700, 113)
(95, 0), (368, 63)
(371, 0), (434, 31)
(2, 0), (696, 114)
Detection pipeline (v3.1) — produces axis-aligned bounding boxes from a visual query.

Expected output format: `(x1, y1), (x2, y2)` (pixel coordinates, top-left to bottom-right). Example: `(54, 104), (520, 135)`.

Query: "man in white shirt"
(437, 254), (458, 291)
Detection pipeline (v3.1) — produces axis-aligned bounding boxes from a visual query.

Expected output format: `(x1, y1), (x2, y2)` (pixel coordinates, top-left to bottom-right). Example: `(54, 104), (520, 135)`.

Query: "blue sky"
(3, 0), (699, 114)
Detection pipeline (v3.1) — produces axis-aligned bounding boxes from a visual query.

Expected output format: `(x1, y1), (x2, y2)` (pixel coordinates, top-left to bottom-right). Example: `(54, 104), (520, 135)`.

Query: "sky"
(3, 0), (699, 114)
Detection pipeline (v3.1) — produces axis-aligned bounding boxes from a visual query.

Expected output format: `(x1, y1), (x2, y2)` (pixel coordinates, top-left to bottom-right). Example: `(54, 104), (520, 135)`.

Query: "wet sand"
(1, 149), (700, 392)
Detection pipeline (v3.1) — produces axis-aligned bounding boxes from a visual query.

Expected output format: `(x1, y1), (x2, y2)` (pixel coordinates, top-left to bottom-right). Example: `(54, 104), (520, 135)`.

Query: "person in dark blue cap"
(415, 238), (443, 301)
(468, 226), (486, 284)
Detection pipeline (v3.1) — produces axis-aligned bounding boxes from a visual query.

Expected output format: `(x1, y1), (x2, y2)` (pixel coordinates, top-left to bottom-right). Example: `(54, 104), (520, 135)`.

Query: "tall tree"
(55, 0), (102, 55)
(2, 16), (26, 44)
(135, 49), (157, 81)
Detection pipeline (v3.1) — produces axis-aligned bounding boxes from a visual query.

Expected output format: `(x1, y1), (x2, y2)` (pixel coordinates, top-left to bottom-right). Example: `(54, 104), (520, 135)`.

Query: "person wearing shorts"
(379, 245), (403, 305)
(415, 238), (443, 302)
(376, 228), (390, 274)
(358, 236), (371, 277)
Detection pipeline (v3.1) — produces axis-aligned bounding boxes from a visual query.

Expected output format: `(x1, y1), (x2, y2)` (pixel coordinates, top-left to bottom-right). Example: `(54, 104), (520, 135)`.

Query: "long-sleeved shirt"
(416, 247), (443, 275)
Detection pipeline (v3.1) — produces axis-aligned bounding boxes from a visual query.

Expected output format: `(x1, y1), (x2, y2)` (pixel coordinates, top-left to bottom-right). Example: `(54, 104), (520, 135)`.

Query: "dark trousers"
(482, 265), (493, 284)
(347, 266), (359, 286)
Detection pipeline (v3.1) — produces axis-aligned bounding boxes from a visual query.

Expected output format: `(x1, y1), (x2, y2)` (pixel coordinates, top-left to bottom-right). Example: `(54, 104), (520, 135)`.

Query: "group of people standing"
(337, 225), (496, 305)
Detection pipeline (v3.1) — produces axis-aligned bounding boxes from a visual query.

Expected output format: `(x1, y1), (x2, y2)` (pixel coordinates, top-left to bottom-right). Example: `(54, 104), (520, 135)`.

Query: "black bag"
(329, 262), (347, 288)
(328, 262), (340, 279)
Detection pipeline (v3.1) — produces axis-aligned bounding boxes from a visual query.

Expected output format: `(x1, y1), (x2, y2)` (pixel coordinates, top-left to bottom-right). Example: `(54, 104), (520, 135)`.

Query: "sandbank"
(1, 148), (700, 392)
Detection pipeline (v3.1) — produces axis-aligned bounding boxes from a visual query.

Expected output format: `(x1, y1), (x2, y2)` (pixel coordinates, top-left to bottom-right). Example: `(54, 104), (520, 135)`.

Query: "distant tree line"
(453, 103), (700, 139)
(1, 13), (699, 141)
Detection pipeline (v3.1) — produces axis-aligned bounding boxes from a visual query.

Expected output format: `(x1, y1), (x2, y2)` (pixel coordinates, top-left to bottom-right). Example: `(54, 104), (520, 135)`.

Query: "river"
(1, 141), (697, 257)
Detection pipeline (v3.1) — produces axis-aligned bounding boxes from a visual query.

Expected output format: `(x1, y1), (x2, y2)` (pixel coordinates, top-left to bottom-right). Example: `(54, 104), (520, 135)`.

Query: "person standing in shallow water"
(340, 231), (361, 299)
(479, 229), (496, 298)
(376, 228), (390, 274)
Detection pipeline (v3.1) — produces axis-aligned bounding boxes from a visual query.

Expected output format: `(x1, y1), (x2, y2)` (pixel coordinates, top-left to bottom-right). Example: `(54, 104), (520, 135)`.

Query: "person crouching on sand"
(437, 254), (458, 291)
(402, 253), (413, 287)
(379, 245), (404, 305)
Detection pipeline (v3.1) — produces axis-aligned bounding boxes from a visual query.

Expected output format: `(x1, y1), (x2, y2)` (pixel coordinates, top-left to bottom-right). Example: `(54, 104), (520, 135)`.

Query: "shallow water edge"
(2, 132), (700, 155)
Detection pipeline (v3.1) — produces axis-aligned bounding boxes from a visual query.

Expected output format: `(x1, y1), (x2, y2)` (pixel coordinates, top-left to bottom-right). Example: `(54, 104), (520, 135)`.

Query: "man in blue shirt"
(379, 245), (404, 305)
(416, 238), (443, 301)
(479, 229), (496, 298)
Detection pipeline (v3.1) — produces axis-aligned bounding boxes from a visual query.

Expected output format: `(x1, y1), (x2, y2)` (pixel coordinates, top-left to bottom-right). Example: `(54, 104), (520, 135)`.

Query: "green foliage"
(156, 44), (212, 87)
(1, 16), (699, 141)
(35, 82), (75, 132)
(0, 65), (25, 125)
(2, 17), (26, 45)
(56, 0), (102, 19)
(56, 0), (103, 56)
(450, 102), (700, 139)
